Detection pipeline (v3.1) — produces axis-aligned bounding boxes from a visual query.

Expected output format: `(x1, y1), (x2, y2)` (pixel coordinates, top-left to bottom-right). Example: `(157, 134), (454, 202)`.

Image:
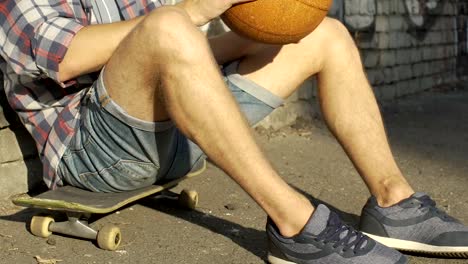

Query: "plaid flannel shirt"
(0, 0), (164, 189)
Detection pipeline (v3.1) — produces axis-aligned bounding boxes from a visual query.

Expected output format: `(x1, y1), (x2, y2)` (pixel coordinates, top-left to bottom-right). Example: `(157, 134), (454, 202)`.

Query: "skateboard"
(11, 160), (207, 251)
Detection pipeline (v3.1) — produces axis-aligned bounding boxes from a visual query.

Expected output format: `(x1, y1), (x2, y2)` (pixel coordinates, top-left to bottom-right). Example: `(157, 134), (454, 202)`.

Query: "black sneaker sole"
(364, 233), (468, 258)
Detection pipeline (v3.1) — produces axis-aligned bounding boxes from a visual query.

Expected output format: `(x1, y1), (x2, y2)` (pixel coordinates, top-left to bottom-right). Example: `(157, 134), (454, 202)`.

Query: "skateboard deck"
(10, 160), (207, 250)
(12, 160), (206, 214)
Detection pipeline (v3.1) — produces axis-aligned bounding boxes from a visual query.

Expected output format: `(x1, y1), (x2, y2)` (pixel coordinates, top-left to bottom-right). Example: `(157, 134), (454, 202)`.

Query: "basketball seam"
(225, 10), (326, 37)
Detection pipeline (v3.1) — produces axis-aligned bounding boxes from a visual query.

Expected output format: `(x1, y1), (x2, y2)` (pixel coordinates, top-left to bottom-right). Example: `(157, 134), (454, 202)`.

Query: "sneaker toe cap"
(431, 231), (468, 247)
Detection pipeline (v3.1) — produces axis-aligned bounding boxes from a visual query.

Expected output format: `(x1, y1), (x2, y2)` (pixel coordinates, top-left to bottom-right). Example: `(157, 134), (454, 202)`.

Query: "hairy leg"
(232, 18), (414, 207)
(103, 6), (312, 237)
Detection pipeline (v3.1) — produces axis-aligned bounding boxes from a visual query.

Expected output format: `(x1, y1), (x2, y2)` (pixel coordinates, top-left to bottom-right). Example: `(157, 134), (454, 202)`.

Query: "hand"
(177, 0), (256, 26)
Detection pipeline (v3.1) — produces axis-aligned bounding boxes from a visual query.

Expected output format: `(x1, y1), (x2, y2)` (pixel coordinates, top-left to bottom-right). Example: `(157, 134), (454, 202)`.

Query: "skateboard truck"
(26, 189), (199, 251)
(12, 160), (206, 251)
(13, 160), (206, 251)
(30, 212), (122, 251)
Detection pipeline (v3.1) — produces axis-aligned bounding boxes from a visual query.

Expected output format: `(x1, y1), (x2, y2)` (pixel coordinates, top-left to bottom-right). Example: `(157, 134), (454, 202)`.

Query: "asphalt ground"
(0, 88), (467, 264)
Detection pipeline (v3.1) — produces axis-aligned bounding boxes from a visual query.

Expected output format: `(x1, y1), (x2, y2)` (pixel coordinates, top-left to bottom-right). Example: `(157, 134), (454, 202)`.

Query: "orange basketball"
(221, 0), (333, 44)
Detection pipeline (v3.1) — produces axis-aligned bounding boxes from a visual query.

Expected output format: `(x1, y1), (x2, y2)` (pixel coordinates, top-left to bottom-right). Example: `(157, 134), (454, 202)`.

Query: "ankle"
(277, 214), (313, 238)
(275, 201), (315, 238)
(374, 180), (415, 208)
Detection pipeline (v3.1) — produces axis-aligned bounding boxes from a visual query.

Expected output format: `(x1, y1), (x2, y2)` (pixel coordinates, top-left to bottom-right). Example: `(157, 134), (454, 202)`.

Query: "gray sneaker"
(360, 192), (468, 258)
(266, 204), (407, 264)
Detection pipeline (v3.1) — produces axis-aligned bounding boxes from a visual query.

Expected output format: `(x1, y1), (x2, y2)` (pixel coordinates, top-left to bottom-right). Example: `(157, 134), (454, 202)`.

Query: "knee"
(137, 6), (207, 60)
(313, 18), (358, 55)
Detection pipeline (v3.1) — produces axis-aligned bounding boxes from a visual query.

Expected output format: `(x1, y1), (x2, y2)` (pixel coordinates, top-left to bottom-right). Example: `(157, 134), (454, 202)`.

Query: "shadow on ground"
(381, 89), (468, 182)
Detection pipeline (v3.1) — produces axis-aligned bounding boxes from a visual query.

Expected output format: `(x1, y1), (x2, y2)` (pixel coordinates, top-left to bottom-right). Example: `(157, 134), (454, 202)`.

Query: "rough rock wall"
(261, 0), (465, 129)
(0, 74), (43, 198)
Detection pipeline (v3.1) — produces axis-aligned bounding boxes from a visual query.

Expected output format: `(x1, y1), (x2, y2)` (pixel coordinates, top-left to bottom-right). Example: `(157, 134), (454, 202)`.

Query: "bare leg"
(235, 18), (414, 207)
(103, 6), (312, 237)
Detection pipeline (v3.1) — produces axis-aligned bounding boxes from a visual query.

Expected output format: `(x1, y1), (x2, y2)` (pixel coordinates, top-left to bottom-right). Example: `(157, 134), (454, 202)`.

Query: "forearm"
(176, 1), (260, 64)
(209, 31), (260, 65)
(58, 16), (144, 82)
(175, 1), (206, 26)
(58, 0), (256, 82)
(58, 4), (195, 82)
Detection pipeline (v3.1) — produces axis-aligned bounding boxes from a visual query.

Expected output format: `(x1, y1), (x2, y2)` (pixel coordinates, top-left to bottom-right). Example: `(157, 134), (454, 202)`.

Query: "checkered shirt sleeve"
(1, 1), (86, 87)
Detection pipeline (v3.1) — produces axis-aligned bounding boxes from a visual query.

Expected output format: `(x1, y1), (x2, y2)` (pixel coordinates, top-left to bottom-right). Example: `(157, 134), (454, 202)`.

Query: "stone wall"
(1, 0), (467, 198)
(259, 0), (466, 129)
(457, 0), (468, 79)
(347, 0), (459, 99)
(0, 75), (43, 199)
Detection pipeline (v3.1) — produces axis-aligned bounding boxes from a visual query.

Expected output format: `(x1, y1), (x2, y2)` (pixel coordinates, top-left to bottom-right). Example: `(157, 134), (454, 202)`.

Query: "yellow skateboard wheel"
(179, 189), (199, 210)
(97, 224), (121, 251)
(30, 216), (54, 238)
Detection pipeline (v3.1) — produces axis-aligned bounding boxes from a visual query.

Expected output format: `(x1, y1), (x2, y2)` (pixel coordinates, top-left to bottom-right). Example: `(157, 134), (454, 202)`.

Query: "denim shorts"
(57, 61), (284, 192)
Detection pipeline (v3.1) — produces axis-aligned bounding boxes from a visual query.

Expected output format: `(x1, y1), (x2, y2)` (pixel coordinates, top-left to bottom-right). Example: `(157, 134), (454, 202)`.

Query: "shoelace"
(418, 195), (437, 208)
(416, 195), (458, 222)
(316, 212), (369, 254)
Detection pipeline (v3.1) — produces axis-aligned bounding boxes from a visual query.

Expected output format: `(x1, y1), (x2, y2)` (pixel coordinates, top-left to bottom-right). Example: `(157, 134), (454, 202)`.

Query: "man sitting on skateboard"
(1, 0), (467, 263)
